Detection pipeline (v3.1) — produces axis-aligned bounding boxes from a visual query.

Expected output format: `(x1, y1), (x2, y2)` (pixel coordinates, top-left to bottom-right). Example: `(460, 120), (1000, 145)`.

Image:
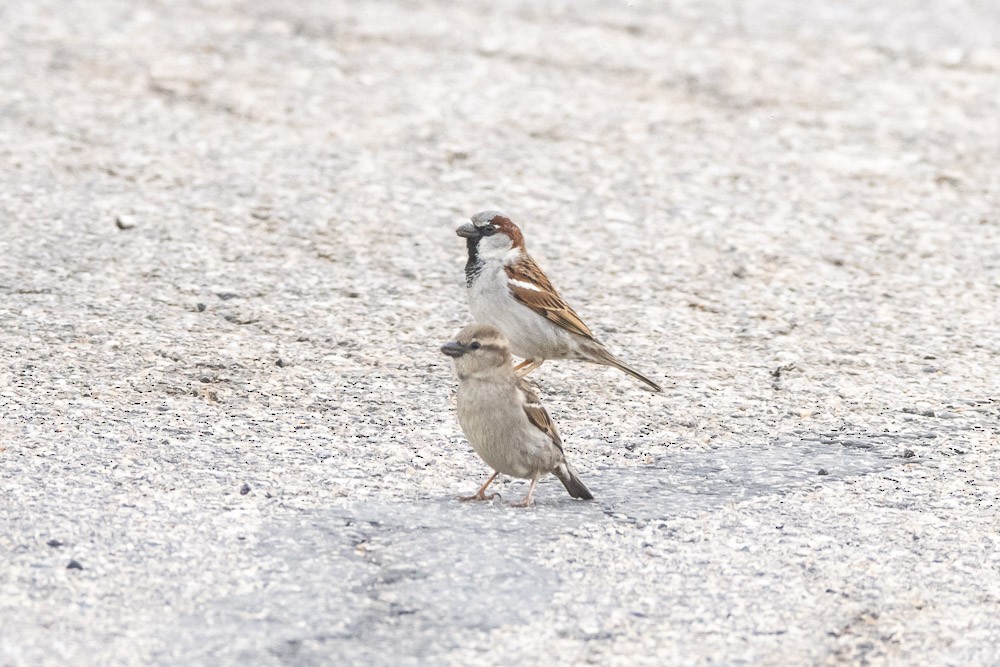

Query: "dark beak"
(440, 341), (467, 358)
(455, 222), (479, 238)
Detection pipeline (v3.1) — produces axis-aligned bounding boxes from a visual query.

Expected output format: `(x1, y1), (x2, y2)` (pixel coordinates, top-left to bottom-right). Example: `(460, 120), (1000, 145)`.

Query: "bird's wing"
(517, 378), (564, 453)
(504, 256), (594, 339)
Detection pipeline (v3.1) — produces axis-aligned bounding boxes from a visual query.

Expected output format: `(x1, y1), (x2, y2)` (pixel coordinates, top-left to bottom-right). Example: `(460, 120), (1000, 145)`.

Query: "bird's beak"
(440, 341), (467, 358)
(455, 222), (479, 238)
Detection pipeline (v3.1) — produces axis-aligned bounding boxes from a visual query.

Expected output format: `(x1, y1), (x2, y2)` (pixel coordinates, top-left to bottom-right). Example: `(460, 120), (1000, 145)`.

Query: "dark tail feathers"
(554, 463), (594, 500)
(585, 344), (663, 392)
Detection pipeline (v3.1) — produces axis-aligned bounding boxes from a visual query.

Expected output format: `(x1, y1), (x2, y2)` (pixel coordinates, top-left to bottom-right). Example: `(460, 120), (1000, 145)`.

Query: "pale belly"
(467, 266), (575, 360)
(456, 381), (562, 478)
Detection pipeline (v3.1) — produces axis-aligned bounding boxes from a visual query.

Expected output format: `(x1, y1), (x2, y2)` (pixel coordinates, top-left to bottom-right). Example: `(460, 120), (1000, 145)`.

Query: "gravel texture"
(1, 0), (999, 664)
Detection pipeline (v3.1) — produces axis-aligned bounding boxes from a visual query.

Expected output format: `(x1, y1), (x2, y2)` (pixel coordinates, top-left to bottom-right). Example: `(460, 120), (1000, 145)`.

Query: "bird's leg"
(457, 471), (500, 502)
(513, 359), (544, 378)
(510, 474), (539, 508)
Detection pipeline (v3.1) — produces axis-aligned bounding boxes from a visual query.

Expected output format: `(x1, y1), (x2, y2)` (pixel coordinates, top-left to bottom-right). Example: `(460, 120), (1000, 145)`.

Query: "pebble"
(115, 215), (137, 230)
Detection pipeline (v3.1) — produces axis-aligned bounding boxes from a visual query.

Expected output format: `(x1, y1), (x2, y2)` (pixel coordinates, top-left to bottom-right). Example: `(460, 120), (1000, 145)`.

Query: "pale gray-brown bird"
(456, 210), (662, 392)
(441, 323), (594, 506)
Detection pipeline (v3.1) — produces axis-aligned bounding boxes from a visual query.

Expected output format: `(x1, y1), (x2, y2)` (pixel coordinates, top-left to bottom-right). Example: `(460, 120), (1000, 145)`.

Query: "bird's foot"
(458, 471), (500, 501)
(457, 491), (501, 502)
(509, 475), (539, 507)
(513, 359), (543, 378)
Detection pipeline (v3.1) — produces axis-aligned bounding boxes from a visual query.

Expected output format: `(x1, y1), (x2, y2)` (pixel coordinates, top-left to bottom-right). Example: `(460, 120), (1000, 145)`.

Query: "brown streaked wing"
(518, 379), (564, 453)
(505, 257), (594, 339)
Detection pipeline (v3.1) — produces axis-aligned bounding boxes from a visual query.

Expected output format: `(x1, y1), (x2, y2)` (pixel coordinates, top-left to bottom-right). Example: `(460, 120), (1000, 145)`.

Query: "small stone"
(240, 483), (251, 495)
(275, 358), (285, 367)
(817, 468), (829, 476)
(903, 449), (916, 458)
(67, 560), (83, 570)
(115, 215), (137, 230)
(47, 539), (64, 548)
(196, 303), (207, 312)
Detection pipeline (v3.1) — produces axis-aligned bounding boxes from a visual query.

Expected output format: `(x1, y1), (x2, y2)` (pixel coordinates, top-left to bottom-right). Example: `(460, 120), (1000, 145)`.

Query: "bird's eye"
(469, 341), (482, 350)
(481, 224), (497, 236)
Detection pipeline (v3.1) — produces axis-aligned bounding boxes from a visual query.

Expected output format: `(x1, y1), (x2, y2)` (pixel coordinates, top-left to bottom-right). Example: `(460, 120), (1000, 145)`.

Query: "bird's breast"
(455, 380), (560, 478)
(466, 264), (575, 360)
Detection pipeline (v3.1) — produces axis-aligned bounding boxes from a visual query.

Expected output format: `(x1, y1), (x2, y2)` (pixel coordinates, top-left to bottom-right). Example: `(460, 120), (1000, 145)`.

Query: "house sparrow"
(441, 323), (594, 507)
(456, 210), (662, 392)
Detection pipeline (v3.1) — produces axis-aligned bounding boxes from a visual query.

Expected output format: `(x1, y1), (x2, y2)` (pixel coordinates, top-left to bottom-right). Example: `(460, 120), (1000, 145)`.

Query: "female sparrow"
(456, 210), (662, 392)
(441, 323), (594, 507)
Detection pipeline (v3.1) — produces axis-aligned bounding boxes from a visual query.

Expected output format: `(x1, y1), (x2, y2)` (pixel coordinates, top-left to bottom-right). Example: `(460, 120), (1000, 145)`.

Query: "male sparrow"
(456, 210), (662, 392)
(441, 323), (594, 507)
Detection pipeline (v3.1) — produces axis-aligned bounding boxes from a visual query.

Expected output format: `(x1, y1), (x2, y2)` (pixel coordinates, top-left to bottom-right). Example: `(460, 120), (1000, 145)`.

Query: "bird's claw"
(513, 359), (543, 378)
(457, 492), (501, 502)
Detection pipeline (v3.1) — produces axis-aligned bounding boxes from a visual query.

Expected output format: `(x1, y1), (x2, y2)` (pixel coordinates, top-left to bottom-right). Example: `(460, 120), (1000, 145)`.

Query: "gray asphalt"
(1, 0), (999, 664)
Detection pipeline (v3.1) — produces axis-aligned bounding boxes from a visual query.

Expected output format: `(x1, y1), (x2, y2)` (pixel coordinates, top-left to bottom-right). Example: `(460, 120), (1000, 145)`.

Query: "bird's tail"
(554, 462), (594, 500)
(585, 343), (663, 392)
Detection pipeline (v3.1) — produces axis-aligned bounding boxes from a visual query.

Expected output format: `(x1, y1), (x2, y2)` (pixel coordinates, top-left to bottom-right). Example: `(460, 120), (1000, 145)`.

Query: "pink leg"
(513, 359), (544, 378)
(510, 475), (539, 508)
(457, 471), (500, 502)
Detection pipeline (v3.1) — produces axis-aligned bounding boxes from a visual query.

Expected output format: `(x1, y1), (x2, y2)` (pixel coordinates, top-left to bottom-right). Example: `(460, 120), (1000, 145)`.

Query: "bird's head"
(440, 323), (512, 379)
(456, 210), (525, 261)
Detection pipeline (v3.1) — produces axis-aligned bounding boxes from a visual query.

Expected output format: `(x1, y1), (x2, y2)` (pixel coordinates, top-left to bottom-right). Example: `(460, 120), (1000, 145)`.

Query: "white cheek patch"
(508, 278), (543, 292)
(477, 235), (514, 260)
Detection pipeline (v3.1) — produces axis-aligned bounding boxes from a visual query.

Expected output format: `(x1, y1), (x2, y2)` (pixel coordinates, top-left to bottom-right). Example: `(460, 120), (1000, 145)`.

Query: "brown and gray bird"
(456, 210), (662, 392)
(441, 323), (594, 507)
